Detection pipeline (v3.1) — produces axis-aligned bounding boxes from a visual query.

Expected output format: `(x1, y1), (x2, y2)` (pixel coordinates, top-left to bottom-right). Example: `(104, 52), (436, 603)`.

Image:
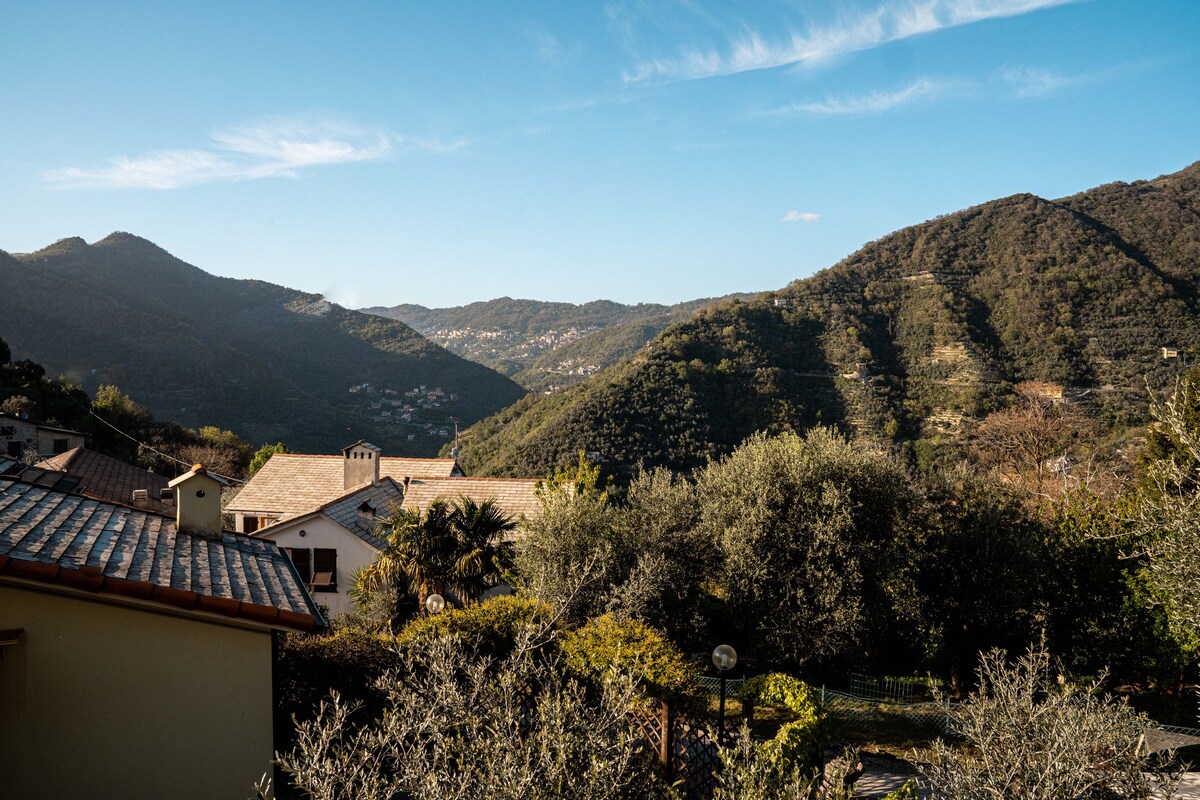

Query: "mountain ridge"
(450, 161), (1200, 476)
(0, 235), (527, 455)
(365, 294), (751, 392)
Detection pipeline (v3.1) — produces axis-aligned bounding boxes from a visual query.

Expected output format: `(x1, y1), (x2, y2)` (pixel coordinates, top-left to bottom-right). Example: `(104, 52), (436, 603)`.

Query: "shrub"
(275, 629), (401, 727)
(738, 673), (823, 772)
(713, 728), (848, 800)
(559, 613), (701, 710)
(394, 594), (555, 659)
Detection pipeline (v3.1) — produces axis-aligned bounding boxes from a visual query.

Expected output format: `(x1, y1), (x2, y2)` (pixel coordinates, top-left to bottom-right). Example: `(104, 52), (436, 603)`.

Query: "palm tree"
(356, 499), (458, 612)
(354, 496), (517, 613)
(450, 497), (517, 602)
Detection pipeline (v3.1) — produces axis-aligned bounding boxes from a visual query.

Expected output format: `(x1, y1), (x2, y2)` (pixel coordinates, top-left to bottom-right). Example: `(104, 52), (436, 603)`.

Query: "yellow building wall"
(0, 583), (275, 800)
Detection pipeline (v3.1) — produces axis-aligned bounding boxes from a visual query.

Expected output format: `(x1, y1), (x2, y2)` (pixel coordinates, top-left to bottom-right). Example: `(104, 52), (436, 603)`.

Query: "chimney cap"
(341, 440), (382, 455)
(168, 465), (230, 488)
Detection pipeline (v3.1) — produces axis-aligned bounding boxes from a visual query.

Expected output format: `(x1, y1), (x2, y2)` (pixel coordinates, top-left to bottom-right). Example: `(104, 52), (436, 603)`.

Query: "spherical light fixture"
(425, 593), (446, 614)
(712, 644), (738, 672)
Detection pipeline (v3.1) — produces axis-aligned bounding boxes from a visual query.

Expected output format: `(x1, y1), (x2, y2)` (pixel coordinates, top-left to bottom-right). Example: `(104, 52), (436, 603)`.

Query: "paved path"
(848, 752), (1200, 799)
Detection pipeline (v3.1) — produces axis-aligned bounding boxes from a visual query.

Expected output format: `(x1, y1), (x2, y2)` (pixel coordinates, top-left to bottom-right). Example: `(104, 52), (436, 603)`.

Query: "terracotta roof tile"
(36, 448), (173, 514)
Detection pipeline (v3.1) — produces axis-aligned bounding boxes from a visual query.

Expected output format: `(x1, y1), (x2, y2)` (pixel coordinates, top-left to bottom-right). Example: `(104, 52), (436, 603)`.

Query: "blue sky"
(1, 1), (1197, 308)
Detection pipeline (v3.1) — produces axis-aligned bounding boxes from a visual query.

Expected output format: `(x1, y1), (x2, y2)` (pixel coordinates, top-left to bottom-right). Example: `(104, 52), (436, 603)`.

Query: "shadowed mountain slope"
(0, 233), (526, 454)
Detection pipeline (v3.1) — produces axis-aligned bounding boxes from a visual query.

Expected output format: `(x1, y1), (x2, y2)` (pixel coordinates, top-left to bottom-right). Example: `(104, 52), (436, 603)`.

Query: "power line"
(54, 383), (245, 485)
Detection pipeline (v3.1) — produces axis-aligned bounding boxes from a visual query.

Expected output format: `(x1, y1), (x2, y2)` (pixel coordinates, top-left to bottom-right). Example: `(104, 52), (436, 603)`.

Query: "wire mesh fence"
(820, 685), (954, 743)
(696, 675), (745, 696)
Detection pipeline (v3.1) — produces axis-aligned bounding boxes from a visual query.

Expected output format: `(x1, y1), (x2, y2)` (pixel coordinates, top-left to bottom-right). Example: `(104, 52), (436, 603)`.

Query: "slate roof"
(400, 477), (545, 521)
(227, 453), (463, 518)
(0, 477), (321, 631)
(261, 478), (406, 551)
(37, 448), (173, 514)
(0, 457), (84, 494)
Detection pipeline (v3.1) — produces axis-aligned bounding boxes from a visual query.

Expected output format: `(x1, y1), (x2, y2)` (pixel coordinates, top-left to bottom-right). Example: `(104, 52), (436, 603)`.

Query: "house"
(400, 475), (545, 521)
(230, 441), (548, 617)
(253, 473), (407, 617)
(0, 411), (86, 459)
(226, 441), (463, 534)
(36, 446), (173, 514)
(0, 464), (323, 800)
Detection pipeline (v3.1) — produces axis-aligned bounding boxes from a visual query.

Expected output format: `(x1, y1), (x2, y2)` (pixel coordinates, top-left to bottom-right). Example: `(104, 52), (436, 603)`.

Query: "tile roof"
(227, 453), (463, 517)
(36, 448), (173, 514)
(0, 477), (321, 631)
(262, 478), (406, 550)
(400, 477), (545, 522)
(1, 458), (84, 494)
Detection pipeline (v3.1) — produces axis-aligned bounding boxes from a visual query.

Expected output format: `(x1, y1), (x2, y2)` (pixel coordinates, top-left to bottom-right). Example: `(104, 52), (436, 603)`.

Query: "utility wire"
(53, 383), (245, 485)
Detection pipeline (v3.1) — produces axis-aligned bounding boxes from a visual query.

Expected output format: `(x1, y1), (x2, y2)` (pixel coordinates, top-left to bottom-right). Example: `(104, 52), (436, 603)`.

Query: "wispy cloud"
(777, 76), (970, 115)
(623, 0), (1080, 84)
(45, 118), (459, 190)
(783, 210), (821, 222)
(996, 65), (1088, 97)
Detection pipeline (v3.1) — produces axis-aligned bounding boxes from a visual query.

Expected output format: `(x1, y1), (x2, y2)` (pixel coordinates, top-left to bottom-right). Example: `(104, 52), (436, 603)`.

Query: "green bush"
(738, 673), (824, 771)
(559, 613), (701, 710)
(394, 595), (555, 658)
(275, 629), (401, 727)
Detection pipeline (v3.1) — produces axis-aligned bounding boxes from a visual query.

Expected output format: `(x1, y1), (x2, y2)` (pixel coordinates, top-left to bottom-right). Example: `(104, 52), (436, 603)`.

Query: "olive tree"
(920, 647), (1180, 799)
(266, 626), (665, 800)
(516, 467), (709, 643)
(695, 428), (916, 667)
(1133, 374), (1200, 641)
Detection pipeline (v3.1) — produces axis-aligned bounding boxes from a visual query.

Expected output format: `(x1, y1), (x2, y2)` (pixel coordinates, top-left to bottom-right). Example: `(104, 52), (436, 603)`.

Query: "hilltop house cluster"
(0, 433), (546, 798)
(348, 382), (458, 440)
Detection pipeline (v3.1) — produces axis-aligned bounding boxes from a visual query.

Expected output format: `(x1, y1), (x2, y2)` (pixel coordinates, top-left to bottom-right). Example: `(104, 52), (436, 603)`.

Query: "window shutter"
(286, 547), (311, 583)
(312, 548), (337, 591)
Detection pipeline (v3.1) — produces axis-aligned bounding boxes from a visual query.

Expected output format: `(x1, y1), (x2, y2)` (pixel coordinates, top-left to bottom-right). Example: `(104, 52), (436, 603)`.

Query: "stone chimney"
(341, 440), (382, 489)
(167, 464), (228, 539)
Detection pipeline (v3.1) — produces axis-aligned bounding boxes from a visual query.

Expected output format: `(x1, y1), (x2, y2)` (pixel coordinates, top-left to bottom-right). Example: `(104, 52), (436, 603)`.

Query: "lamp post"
(712, 644), (737, 740)
(425, 593), (446, 615)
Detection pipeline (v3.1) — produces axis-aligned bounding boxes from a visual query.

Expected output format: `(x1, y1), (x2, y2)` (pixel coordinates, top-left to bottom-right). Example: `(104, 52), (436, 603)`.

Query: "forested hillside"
(453, 161), (1200, 477)
(0, 234), (526, 455)
(365, 295), (745, 392)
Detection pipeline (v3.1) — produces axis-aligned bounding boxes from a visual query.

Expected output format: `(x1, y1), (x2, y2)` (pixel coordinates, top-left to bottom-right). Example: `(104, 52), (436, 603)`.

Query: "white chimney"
(341, 440), (382, 489)
(167, 464), (228, 539)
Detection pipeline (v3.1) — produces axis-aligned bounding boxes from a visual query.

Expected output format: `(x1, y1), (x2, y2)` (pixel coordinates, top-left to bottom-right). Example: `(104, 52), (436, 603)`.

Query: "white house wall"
(259, 515), (379, 619)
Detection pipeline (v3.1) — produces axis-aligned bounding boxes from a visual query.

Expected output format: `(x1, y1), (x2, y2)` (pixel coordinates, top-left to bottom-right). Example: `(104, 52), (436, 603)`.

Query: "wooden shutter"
(286, 547), (311, 583)
(312, 548), (337, 591)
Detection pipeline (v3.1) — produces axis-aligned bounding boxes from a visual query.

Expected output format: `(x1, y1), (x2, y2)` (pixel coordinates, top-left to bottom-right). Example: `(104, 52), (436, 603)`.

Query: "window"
(6, 441), (21, 458)
(243, 516), (259, 534)
(0, 425), (13, 436)
(284, 547), (338, 592)
(285, 547), (311, 584)
(52, 438), (69, 454)
(312, 548), (337, 592)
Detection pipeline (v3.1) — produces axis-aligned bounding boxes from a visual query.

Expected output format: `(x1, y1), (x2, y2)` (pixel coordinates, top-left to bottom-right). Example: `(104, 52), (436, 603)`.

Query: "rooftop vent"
(131, 489), (149, 504)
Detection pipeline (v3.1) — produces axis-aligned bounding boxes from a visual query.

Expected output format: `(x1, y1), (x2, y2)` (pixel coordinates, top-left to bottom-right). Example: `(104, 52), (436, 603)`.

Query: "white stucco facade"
(257, 514), (380, 618)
